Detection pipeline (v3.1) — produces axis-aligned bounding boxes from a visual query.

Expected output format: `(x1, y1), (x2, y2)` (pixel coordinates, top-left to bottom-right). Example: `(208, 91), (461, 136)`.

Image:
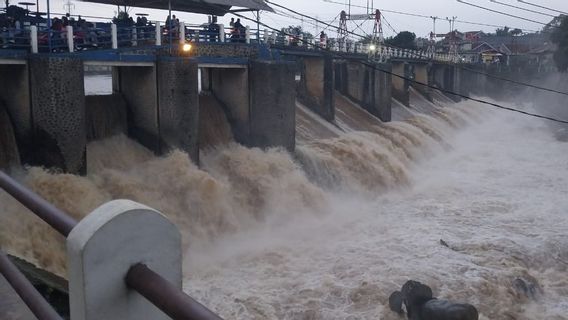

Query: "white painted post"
(218, 23), (225, 42)
(111, 24), (118, 49)
(263, 29), (268, 43)
(179, 22), (185, 44)
(66, 25), (74, 52)
(155, 22), (161, 46)
(131, 26), (137, 47)
(30, 25), (38, 53)
(245, 25), (250, 44)
(194, 30), (200, 42)
(67, 200), (182, 320)
(284, 35), (289, 46)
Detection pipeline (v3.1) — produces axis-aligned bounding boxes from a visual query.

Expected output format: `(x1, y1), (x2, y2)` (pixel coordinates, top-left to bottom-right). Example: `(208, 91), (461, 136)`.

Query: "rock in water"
(420, 299), (479, 320)
(401, 280), (434, 318)
(389, 291), (404, 314)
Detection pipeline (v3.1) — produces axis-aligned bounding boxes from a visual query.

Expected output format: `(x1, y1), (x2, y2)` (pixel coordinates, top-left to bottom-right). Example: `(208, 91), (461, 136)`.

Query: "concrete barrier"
(67, 200), (181, 320)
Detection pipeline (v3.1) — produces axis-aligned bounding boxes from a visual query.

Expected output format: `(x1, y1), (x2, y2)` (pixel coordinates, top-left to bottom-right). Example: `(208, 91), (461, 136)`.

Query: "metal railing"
(0, 170), (224, 320)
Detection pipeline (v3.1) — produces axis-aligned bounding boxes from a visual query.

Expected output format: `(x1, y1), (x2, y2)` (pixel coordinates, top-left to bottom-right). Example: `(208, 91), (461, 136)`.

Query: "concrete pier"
(297, 55), (335, 121)
(29, 57), (86, 174)
(209, 60), (296, 151)
(412, 63), (433, 101)
(112, 65), (160, 154)
(157, 58), (199, 162)
(0, 64), (30, 163)
(336, 60), (392, 122)
(391, 61), (410, 106)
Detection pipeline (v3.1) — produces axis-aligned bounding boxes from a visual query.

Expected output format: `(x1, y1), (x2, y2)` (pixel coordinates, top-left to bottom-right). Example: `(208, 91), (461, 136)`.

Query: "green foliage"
(385, 31), (416, 50)
(549, 15), (568, 72)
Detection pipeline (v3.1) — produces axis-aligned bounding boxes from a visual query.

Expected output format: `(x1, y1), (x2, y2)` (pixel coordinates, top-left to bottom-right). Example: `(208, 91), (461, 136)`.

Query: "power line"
(490, 0), (555, 18)
(223, 6), (568, 125)
(322, 0), (539, 32)
(267, 0), (568, 97)
(456, 0), (551, 26)
(517, 0), (568, 15)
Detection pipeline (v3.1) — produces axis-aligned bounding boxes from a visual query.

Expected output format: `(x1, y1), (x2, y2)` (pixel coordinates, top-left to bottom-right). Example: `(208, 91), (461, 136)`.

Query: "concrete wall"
(114, 66), (160, 153)
(210, 67), (250, 144)
(412, 63), (432, 101)
(0, 64), (30, 163)
(29, 57), (86, 174)
(371, 64), (392, 122)
(249, 60), (296, 151)
(157, 58), (199, 162)
(392, 62), (410, 106)
(85, 94), (128, 142)
(297, 55), (334, 121)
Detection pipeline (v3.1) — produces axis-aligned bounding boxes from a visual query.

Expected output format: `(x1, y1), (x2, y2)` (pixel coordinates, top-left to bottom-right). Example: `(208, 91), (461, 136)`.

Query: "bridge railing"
(0, 27), (31, 51)
(0, 170), (224, 320)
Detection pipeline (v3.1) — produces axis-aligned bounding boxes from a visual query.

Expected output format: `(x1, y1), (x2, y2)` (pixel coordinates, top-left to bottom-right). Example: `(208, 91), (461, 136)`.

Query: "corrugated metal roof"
(79, 0), (272, 15)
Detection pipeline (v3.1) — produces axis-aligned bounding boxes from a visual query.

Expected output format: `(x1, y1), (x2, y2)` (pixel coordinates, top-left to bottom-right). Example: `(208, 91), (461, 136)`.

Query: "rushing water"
(1, 75), (567, 319)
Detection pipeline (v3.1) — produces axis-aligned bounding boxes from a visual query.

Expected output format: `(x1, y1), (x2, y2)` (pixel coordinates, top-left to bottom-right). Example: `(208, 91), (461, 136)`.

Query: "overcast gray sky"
(23, 0), (567, 37)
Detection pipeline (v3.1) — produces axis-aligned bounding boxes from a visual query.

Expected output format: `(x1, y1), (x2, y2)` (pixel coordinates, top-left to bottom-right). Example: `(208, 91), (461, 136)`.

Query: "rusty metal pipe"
(0, 250), (63, 320)
(126, 263), (224, 320)
(0, 171), (78, 236)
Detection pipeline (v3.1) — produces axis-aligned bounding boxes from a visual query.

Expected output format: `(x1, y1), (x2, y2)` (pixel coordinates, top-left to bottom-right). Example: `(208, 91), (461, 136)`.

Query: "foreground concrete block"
(249, 60), (296, 151)
(157, 58), (199, 162)
(29, 56), (86, 173)
(67, 200), (181, 320)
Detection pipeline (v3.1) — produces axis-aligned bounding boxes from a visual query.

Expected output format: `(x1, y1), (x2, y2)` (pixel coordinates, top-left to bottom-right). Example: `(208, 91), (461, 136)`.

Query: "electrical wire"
(517, 0), (568, 15)
(224, 6), (568, 125)
(322, 0), (540, 32)
(456, 0), (552, 26)
(490, 0), (555, 18)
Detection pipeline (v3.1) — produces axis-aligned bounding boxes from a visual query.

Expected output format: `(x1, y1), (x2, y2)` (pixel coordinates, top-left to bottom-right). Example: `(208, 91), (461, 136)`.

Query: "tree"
(511, 28), (523, 36)
(549, 15), (568, 72)
(495, 26), (510, 36)
(385, 31), (417, 50)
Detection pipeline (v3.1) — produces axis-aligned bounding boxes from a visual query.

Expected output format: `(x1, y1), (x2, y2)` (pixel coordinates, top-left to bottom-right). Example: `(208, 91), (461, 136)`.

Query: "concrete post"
(157, 58), (199, 162)
(219, 24), (225, 42)
(155, 22), (161, 46)
(30, 25), (38, 53)
(28, 56), (86, 173)
(111, 24), (118, 49)
(284, 35), (289, 46)
(66, 25), (74, 52)
(371, 63), (392, 122)
(67, 200), (181, 320)
(179, 22), (185, 44)
(263, 29), (268, 43)
(194, 30), (200, 42)
(245, 26), (250, 44)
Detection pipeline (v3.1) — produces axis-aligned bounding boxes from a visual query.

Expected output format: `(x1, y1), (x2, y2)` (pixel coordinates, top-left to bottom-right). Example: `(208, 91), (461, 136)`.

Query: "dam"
(1, 1), (568, 319)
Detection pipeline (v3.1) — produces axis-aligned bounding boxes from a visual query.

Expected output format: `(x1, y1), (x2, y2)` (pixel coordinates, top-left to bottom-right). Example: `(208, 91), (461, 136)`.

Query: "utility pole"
(427, 16), (438, 57)
(63, 0), (74, 15)
(446, 16), (458, 61)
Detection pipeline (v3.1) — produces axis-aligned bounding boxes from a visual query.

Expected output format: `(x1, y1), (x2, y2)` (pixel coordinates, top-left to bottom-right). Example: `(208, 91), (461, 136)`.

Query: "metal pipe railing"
(0, 170), (224, 320)
(0, 250), (63, 320)
(126, 264), (224, 320)
(0, 171), (77, 236)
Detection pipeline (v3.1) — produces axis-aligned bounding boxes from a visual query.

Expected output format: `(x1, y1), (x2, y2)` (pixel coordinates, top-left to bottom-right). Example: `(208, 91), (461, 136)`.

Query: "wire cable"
(490, 0), (555, 18)
(456, 0), (552, 26)
(225, 8), (568, 125)
(517, 0), (568, 15)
